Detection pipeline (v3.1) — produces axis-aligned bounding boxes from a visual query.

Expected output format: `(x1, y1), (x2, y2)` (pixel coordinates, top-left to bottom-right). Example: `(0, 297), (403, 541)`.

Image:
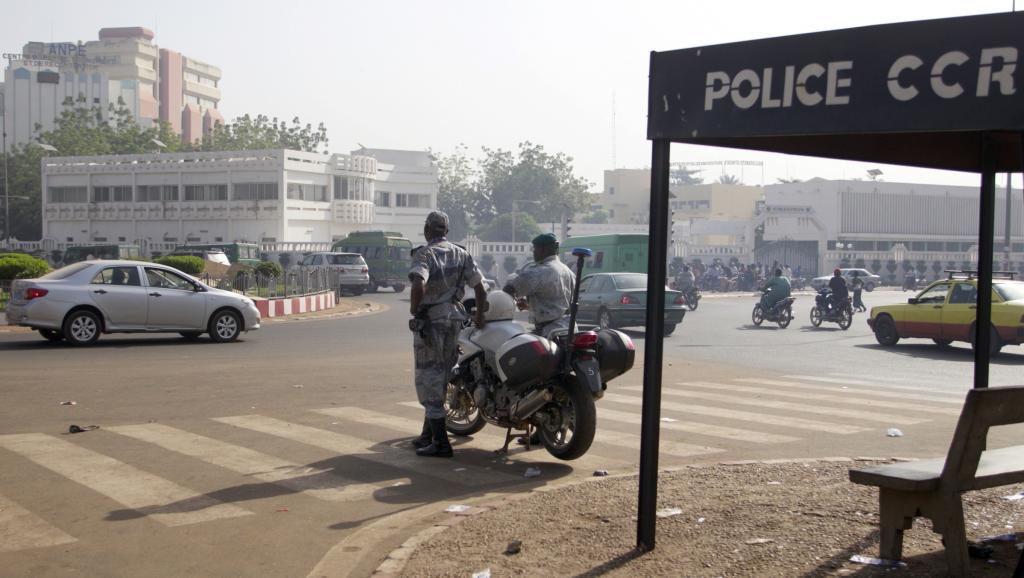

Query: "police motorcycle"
(443, 248), (635, 460)
(751, 291), (795, 328)
(809, 287), (853, 330)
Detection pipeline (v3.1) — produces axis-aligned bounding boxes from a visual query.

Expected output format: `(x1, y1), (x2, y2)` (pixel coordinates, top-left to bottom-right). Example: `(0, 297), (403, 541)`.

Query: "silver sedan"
(5, 260), (261, 346)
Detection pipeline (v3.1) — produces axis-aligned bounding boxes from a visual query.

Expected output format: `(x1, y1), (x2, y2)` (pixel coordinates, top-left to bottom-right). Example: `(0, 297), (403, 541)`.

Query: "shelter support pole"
(974, 134), (997, 389)
(637, 138), (670, 551)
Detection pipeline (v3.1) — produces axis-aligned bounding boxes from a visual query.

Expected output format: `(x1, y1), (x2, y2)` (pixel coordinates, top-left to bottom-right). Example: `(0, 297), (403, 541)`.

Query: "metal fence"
(0, 280), (10, 312)
(222, 267), (343, 299)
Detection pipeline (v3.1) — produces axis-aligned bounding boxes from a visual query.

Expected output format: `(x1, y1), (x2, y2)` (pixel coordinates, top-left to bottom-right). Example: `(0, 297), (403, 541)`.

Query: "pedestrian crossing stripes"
(107, 423), (405, 502)
(0, 491), (76, 553)
(0, 433), (253, 527)
(629, 384), (928, 425)
(601, 392), (870, 434)
(0, 372), (967, 553)
(213, 415), (515, 487)
(596, 407), (799, 444)
(675, 382), (961, 416)
(783, 374), (968, 397)
(735, 377), (965, 405)
(394, 402), (723, 458)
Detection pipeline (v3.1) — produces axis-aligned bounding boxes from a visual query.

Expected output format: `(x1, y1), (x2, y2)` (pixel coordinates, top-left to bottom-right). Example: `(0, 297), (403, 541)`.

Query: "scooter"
(810, 288), (853, 330)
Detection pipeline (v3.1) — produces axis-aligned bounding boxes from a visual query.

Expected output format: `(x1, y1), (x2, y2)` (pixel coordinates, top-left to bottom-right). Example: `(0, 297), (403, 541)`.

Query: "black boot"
(415, 418), (453, 458)
(411, 417), (432, 450)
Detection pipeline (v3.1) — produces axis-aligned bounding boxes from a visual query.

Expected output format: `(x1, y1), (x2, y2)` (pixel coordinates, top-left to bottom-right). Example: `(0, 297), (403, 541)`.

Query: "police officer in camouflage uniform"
(503, 233), (576, 340)
(409, 211), (488, 458)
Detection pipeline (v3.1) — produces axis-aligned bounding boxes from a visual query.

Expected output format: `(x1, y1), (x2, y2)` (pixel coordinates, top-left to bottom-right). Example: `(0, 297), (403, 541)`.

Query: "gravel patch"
(401, 460), (1024, 577)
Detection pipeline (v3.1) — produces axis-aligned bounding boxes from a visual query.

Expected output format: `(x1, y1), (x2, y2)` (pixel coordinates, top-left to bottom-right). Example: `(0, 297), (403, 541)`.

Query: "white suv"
(298, 252), (370, 295)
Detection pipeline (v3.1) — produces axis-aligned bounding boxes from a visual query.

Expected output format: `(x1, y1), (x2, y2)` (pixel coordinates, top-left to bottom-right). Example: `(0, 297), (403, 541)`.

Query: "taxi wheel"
(970, 323), (1002, 356)
(932, 338), (953, 347)
(873, 315), (899, 346)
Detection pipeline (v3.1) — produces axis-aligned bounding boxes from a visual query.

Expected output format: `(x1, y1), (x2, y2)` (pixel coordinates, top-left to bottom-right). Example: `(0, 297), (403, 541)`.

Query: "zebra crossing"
(0, 372), (965, 553)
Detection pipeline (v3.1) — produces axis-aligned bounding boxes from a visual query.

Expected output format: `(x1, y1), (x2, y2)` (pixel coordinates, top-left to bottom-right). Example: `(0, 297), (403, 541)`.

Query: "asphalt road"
(1, 288), (1021, 577)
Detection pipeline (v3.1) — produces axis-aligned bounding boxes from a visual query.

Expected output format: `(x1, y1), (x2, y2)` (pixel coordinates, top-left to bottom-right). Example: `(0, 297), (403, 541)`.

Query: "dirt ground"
(401, 460), (1024, 577)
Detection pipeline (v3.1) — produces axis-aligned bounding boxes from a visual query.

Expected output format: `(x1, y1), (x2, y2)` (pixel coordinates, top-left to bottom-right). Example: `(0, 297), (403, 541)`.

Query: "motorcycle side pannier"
(596, 329), (635, 384)
(495, 334), (560, 391)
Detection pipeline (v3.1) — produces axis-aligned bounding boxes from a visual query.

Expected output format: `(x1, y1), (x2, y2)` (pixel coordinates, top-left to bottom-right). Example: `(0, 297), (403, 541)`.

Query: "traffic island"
(388, 458), (1024, 577)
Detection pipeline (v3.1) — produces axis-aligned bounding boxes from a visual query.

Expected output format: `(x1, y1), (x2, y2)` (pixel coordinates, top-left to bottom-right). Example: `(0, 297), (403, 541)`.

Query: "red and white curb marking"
(255, 291), (336, 318)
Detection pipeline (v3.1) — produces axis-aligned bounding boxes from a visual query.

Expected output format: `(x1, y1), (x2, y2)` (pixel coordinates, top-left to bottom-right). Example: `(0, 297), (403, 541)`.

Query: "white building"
(39, 148), (437, 255)
(352, 147), (438, 242)
(762, 178), (1024, 277)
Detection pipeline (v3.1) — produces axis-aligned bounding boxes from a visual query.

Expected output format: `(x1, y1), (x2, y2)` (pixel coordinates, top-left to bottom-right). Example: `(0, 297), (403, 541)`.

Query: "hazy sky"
(3, 0), (1020, 189)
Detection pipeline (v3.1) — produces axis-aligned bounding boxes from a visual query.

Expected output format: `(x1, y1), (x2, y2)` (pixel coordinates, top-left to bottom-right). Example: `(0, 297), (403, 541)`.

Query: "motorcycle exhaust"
(512, 387), (554, 420)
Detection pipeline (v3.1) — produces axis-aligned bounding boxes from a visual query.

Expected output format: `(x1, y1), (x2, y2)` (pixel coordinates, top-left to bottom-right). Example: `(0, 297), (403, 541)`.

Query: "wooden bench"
(849, 385), (1024, 577)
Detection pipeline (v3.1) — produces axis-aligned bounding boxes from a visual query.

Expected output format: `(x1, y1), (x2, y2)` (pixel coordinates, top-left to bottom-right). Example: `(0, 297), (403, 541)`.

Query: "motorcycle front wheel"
(535, 378), (596, 461)
(809, 306), (823, 327)
(751, 304), (765, 326)
(445, 382), (486, 436)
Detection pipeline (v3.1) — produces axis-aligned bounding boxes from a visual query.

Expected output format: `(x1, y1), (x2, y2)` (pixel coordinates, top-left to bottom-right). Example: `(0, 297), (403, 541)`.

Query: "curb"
(315, 455), (907, 578)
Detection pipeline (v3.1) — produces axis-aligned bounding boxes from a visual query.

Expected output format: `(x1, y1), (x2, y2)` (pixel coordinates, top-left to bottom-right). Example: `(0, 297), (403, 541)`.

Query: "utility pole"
(1005, 173), (1012, 271)
(2, 90), (8, 248)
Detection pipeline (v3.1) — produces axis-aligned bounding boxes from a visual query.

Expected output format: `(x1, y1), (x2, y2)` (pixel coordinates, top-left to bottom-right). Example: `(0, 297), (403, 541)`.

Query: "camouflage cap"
(532, 232), (558, 246)
(425, 211), (449, 229)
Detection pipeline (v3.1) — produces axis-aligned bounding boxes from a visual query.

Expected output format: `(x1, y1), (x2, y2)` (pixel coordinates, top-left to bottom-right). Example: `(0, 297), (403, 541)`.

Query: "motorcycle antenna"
(565, 247), (593, 368)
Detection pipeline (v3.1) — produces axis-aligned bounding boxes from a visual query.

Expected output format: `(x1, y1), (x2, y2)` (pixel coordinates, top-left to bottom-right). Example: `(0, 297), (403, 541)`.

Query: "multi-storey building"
(1, 27), (222, 149)
(38, 148), (437, 255)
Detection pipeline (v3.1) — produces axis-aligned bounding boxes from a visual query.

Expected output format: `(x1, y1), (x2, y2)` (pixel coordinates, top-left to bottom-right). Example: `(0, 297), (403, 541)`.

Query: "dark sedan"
(576, 272), (686, 335)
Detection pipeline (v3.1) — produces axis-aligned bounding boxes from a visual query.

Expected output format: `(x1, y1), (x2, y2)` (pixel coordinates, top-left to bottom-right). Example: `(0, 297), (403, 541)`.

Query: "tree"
(854, 258), (866, 269)
(716, 174), (741, 185)
(931, 260), (943, 278)
(776, 177), (803, 183)
(278, 253), (293, 270)
(196, 114), (328, 153)
(478, 213), (541, 242)
(870, 259), (882, 274)
(669, 164), (703, 186)
(434, 145), (476, 239)
(885, 259), (898, 282)
(582, 209), (609, 224)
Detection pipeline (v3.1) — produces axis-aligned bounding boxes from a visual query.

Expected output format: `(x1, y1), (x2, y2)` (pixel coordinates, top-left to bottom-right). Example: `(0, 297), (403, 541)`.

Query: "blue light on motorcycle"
(571, 247), (593, 257)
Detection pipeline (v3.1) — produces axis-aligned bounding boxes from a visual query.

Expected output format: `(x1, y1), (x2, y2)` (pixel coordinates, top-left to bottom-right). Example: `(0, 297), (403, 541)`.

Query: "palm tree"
(717, 174), (741, 185)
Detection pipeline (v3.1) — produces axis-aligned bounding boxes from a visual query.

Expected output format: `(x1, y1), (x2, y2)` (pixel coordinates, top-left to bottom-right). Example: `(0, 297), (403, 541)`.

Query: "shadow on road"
(0, 336), (246, 350)
(854, 343), (1024, 364)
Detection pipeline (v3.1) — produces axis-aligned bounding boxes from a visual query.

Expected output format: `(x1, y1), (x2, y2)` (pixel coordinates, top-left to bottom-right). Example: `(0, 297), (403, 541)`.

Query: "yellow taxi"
(867, 271), (1024, 355)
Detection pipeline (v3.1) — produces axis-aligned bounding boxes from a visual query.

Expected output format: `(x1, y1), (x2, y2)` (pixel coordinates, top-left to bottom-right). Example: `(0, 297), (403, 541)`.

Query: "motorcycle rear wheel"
(444, 382), (486, 436)
(838, 308), (853, 330)
(777, 307), (792, 329)
(535, 378), (596, 461)
(686, 291), (699, 311)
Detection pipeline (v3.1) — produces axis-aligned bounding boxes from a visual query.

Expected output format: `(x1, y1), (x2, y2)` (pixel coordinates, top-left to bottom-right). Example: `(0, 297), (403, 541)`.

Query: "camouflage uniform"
(409, 237), (483, 420)
(507, 255), (576, 339)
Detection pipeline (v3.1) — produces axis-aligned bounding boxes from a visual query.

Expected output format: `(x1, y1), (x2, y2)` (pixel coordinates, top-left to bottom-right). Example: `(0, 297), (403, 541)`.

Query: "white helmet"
(484, 291), (515, 321)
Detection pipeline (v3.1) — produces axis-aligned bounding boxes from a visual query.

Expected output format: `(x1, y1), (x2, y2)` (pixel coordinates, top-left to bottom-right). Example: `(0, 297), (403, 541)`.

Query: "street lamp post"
(2, 91), (8, 247)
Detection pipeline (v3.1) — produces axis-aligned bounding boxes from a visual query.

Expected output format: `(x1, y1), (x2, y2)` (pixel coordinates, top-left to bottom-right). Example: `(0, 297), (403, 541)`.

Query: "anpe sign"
(648, 12), (1024, 141)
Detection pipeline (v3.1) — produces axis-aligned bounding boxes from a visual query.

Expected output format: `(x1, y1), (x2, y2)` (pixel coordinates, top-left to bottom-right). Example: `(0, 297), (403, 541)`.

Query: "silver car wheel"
(71, 316), (97, 341)
(215, 314), (238, 339)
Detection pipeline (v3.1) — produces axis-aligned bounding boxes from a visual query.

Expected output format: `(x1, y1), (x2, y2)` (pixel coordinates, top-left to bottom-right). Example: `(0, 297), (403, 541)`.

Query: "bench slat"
(849, 446), (1024, 493)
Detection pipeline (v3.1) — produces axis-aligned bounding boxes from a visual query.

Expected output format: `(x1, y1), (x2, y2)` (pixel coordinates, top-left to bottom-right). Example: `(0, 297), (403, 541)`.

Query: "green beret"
(532, 233), (558, 246)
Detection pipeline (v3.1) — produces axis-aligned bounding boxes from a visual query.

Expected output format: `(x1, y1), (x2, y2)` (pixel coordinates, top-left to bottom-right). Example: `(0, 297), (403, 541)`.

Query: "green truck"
(170, 243), (261, 266)
(332, 231), (413, 293)
(63, 244), (142, 265)
(560, 234), (649, 274)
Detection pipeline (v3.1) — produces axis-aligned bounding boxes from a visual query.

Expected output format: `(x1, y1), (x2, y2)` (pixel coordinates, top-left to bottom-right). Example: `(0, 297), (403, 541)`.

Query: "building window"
(184, 184), (228, 201)
(233, 182), (279, 201)
(609, 187), (615, 195)
(215, 237), (223, 242)
(137, 185), (179, 202)
(118, 237), (126, 242)
(48, 186), (88, 203)
(396, 193), (428, 208)
(93, 237), (107, 242)
(375, 191), (391, 207)
(287, 183), (328, 202)
(334, 176), (365, 200)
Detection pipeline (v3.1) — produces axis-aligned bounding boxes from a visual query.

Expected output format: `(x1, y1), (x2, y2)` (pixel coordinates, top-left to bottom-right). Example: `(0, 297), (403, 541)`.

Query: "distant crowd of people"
(672, 259), (804, 293)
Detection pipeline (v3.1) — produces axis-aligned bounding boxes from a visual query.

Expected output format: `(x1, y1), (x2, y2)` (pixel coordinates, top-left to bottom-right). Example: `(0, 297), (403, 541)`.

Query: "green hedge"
(0, 253), (51, 280)
(255, 261), (284, 278)
(153, 255), (205, 275)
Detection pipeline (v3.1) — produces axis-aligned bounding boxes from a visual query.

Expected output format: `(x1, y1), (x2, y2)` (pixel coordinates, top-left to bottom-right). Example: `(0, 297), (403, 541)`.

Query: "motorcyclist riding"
(677, 265), (695, 290)
(760, 268), (791, 313)
(828, 268), (849, 312)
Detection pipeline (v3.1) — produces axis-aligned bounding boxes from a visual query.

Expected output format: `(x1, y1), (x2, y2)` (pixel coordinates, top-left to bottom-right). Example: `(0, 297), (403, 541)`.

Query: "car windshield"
(327, 254), (363, 265)
(995, 282), (1024, 302)
(39, 262), (92, 280)
(613, 273), (647, 290)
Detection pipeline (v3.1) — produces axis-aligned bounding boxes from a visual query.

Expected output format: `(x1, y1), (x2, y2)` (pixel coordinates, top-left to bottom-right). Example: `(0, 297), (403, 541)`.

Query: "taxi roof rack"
(944, 269), (1017, 280)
